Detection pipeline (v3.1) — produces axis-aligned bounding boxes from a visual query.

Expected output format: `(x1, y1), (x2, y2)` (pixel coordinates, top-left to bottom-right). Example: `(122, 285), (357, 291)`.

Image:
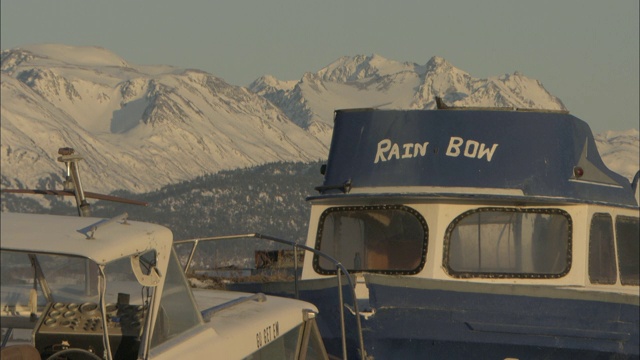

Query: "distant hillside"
(1, 161), (325, 242)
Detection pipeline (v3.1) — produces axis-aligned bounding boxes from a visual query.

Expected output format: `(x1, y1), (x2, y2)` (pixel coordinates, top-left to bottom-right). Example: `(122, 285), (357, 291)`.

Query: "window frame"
(614, 215), (640, 286)
(313, 205), (428, 275)
(588, 213), (618, 285)
(443, 207), (573, 279)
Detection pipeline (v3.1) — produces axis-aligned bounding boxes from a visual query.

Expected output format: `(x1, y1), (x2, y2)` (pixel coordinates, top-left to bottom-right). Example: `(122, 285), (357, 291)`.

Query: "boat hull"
(360, 275), (639, 359)
(231, 276), (640, 359)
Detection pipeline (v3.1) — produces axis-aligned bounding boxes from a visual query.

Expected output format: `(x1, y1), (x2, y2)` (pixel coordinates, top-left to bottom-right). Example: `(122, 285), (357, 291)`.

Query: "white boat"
(182, 106), (640, 359)
(0, 212), (331, 360)
(0, 149), (331, 360)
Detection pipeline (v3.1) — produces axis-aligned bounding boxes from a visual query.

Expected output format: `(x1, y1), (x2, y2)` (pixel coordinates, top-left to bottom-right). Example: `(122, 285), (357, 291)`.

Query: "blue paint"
(300, 280), (639, 359)
(318, 110), (637, 207)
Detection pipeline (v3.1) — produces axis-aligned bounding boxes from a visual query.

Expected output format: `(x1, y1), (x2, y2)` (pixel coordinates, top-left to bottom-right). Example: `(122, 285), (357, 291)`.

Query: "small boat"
(0, 149), (331, 360)
(184, 104), (639, 359)
(302, 105), (640, 359)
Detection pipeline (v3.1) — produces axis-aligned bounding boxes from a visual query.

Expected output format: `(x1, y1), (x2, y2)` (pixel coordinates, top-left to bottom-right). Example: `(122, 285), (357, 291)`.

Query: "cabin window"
(444, 208), (571, 278)
(313, 205), (427, 275)
(615, 216), (639, 285)
(589, 213), (617, 285)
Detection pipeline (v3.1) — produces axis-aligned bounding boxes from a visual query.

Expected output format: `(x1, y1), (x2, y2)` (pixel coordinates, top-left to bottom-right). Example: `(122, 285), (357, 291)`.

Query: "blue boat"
(294, 108), (639, 359)
(185, 107), (639, 359)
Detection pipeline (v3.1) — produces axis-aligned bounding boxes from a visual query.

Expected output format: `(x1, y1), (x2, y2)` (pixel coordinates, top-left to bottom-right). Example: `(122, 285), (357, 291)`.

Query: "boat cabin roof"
(315, 109), (637, 207)
(0, 212), (173, 264)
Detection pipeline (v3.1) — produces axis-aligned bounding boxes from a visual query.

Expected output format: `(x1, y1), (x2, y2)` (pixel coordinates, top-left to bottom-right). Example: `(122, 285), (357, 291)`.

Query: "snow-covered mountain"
(250, 54), (567, 144)
(1, 44), (328, 193)
(1, 45), (637, 196)
(594, 129), (639, 181)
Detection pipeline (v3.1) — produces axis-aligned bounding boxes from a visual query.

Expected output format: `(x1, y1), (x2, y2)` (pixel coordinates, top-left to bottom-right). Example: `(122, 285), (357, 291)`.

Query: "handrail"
(173, 233), (367, 360)
(201, 293), (267, 322)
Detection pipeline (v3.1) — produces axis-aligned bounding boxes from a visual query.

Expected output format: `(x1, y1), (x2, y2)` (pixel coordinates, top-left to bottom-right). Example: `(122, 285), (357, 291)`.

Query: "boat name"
(256, 321), (280, 349)
(374, 139), (430, 164)
(374, 136), (499, 163)
(445, 136), (499, 162)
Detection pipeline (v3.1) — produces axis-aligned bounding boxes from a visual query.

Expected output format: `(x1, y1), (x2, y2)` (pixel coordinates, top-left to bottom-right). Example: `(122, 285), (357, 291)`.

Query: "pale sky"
(1, 0), (638, 133)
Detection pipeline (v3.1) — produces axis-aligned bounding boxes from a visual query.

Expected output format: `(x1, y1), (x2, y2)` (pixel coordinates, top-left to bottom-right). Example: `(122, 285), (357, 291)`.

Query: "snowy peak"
(5, 44), (130, 69)
(250, 75), (297, 93)
(416, 56), (473, 106)
(254, 54), (568, 132)
(594, 129), (640, 180)
(424, 56), (458, 74)
(316, 54), (420, 82)
(1, 45), (328, 194)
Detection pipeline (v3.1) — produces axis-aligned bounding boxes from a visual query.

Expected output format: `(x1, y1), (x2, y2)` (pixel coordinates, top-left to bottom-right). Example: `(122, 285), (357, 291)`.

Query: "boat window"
(0, 251), (151, 358)
(0, 251), (48, 332)
(151, 250), (202, 347)
(444, 208), (571, 278)
(300, 318), (330, 360)
(615, 216), (639, 286)
(30, 253), (104, 300)
(589, 213), (617, 285)
(313, 205), (427, 275)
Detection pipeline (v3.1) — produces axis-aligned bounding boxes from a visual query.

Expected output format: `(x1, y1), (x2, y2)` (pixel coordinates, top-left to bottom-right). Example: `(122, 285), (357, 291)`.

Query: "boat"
(0, 149), (332, 360)
(180, 104), (639, 359)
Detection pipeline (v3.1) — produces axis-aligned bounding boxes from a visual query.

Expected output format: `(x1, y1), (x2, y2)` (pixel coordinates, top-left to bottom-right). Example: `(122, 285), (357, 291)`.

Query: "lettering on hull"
(446, 137), (499, 162)
(374, 137), (499, 164)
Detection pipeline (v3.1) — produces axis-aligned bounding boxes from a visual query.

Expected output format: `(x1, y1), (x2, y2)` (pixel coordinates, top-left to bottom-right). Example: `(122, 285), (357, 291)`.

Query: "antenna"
(58, 147), (91, 217)
(1, 146), (149, 214)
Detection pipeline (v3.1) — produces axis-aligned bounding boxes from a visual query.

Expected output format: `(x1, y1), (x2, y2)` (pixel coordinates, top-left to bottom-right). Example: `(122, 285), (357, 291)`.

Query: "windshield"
(1, 251), (152, 305)
(1, 250), (154, 359)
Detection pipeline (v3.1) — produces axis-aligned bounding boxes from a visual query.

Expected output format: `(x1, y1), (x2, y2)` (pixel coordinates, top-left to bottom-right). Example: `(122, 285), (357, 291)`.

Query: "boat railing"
(173, 233), (367, 360)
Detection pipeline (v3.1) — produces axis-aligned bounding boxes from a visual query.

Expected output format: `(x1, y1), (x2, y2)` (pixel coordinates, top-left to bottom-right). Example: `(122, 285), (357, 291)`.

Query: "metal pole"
(69, 159), (91, 217)
(293, 245), (299, 299)
(1, 328), (13, 347)
(337, 267), (347, 360)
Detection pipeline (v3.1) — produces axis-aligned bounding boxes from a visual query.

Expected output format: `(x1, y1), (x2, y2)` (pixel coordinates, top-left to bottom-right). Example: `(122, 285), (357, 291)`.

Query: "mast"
(57, 147), (91, 217)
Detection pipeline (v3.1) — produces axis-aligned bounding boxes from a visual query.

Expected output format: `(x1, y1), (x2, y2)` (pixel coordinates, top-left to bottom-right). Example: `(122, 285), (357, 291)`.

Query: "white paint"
(374, 139), (429, 163)
(446, 136), (499, 162)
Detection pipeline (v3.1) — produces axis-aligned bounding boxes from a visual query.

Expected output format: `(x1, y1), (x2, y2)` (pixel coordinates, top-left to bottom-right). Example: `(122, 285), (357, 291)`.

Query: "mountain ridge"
(249, 54), (567, 133)
(1, 44), (637, 197)
(1, 45), (328, 194)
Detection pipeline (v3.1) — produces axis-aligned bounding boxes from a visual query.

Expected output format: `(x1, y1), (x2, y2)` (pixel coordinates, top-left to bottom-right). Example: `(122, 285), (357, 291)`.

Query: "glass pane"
(446, 209), (570, 277)
(615, 216), (639, 285)
(315, 206), (427, 274)
(589, 213), (617, 284)
(302, 320), (329, 360)
(151, 250), (202, 347)
(36, 254), (101, 301)
(173, 242), (195, 270)
(1, 251), (47, 320)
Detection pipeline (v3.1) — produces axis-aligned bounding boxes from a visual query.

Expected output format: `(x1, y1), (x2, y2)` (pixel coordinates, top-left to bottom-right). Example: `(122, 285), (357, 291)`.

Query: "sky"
(1, 0), (638, 133)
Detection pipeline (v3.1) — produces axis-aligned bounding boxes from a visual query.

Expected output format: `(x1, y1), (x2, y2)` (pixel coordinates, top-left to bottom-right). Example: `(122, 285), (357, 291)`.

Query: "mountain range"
(1, 44), (638, 197)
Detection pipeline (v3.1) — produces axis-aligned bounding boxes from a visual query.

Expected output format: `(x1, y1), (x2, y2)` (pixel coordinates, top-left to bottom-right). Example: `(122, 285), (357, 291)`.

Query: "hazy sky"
(1, 0), (638, 133)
